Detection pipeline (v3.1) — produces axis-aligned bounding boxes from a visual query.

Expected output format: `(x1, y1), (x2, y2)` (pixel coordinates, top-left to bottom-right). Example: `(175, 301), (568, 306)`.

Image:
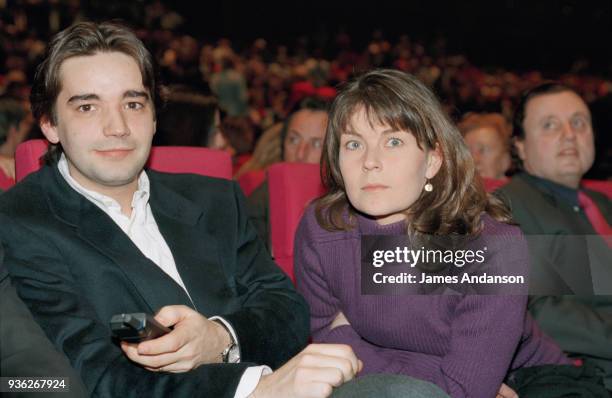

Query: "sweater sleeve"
(294, 211), (540, 398)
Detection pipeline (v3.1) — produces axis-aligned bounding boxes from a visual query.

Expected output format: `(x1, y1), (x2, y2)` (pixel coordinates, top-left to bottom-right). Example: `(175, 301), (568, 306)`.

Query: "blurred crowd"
(1, 0), (611, 179)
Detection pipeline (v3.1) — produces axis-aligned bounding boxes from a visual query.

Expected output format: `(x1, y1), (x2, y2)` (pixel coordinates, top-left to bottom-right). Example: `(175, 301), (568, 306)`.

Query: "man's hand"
(121, 305), (231, 372)
(496, 383), (518, 398)
(251, 344), (362, 398)
(0, 155), (15, 179)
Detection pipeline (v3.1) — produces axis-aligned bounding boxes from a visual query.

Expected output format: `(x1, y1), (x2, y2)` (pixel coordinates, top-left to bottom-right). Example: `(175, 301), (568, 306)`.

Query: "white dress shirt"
(58, 155), (270, 397)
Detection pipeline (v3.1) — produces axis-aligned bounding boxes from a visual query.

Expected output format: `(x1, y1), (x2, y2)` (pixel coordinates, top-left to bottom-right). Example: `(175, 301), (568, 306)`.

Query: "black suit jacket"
(0, 245), (89, 397)
(497, 173), (612, 389)
(0, 165), (309, 397)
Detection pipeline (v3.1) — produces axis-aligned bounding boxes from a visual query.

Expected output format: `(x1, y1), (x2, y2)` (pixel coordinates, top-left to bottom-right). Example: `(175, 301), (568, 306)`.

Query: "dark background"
(84, 0), (612, 76)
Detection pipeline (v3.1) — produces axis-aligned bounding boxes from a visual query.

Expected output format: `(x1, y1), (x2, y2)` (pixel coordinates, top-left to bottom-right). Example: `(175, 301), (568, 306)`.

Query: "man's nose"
(103, 108), (130, 137)
(561, 123), (577, 141)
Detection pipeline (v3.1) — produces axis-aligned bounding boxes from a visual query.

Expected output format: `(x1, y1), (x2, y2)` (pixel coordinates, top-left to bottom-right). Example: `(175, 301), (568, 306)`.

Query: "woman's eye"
(345, 140), (361, 150)
(386, 137), (403, 147)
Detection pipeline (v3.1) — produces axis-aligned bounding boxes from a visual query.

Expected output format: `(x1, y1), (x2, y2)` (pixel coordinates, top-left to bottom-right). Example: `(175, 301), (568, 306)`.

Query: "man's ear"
(514, 138), (526, 162)
(40, 116), (60, 144)
(425, 143), (443, 179)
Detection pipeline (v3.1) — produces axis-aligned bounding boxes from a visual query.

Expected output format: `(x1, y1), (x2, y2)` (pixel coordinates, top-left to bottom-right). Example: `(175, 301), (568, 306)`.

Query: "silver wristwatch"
(214, 320), (240, 363)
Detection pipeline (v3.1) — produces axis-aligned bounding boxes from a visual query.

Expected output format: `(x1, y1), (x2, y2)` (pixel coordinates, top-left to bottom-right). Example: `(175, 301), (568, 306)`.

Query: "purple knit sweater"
(294, 206), (570, 398)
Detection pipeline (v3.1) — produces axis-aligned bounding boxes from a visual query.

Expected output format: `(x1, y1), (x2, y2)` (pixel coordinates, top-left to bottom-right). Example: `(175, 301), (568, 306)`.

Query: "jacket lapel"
(148, 172), (236, 316)
(43, 165), (194, 313)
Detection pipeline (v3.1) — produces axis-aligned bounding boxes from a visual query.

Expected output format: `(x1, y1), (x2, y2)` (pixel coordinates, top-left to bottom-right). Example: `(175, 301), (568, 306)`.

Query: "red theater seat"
(482, 177), (509, 192)
(0, 169), (15, 191)
(146, 146), (232, 179)
(15, 139), (48, 182)
(237, 169), (266, 196)
(15, 139), (233, 181)
(583, 179), (612, 199)
(268, 162), (325, 281)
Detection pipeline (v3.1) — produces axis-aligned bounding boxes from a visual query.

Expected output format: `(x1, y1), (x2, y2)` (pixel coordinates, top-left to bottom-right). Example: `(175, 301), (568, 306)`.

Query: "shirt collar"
(57, 153), (150, 214)
(521, 172), (579, 207)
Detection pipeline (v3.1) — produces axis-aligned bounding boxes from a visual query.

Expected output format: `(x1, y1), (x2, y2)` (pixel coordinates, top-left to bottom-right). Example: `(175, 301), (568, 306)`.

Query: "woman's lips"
(361, 184), (389, 191)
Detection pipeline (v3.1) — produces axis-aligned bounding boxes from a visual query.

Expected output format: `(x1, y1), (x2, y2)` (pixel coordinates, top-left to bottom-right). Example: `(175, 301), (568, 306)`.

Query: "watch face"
(227, 344), (240, 363)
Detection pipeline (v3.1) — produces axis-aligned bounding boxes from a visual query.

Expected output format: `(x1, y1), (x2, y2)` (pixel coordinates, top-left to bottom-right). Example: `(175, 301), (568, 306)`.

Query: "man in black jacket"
(498, 83), (612, 389)
(0, 21), (360, 398)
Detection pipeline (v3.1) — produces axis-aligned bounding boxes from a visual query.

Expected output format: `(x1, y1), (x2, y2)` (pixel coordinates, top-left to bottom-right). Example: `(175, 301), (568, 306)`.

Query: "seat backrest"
(268, 162), (325, 281)
(482, 177), (509, 192)
(0, 169), (15, 191)
(237, 169), (266, 196)
(15, 139), (232, 181)
(146, 146), (232, 179)
(15, 139), (48, 182)
(582, 179), (612, 199)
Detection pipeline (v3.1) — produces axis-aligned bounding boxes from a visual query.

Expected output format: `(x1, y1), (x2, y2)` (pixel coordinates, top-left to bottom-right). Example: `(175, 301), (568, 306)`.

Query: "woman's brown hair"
(315, 69), (512, 235)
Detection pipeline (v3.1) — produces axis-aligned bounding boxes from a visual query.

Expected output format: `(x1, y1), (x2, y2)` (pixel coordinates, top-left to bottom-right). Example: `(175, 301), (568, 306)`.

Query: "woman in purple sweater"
(294, 69), (570, 398)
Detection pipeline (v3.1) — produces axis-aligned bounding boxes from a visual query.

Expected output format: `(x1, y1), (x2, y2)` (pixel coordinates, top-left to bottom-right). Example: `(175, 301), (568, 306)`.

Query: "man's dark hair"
(155, 85), (218, 147)
(30, 21), (158, 163)
(280, 96), (331, 160)
(512, 82), (577, 141)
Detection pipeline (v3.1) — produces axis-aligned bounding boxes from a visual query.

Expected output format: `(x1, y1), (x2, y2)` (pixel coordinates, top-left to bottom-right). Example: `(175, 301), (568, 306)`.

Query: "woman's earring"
(424, 180), (433, 192)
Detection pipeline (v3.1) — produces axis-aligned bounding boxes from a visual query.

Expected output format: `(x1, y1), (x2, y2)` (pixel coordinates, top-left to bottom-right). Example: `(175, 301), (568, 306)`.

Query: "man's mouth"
(94, 148), (134, 158)
(558, 148), (578, 156)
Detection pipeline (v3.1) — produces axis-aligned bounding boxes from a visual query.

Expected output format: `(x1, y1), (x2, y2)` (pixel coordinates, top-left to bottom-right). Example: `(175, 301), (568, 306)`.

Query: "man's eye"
(543, 120), (559, 130)
(127, 102), (144, 110)
(571, 117), (588, 130)
(288, 135), (300, 145)
(77, 104), (94, 112)
(386, 137), (403, 147)
(312, 139), (323, 149)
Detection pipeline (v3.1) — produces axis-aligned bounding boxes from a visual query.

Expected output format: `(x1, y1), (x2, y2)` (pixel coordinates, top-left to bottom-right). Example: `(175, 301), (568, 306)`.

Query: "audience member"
(210, 57), (248, 117)
(0, 21), (362, 398)
(248, 97), (329, 250)
(154, 85), (223, 148)
(0, 97), (33, 187)
(458, 112), (512, 180)
(498, 82), (612, 389)
(295, 70), (584, 398)
(219, 116), (255, 174)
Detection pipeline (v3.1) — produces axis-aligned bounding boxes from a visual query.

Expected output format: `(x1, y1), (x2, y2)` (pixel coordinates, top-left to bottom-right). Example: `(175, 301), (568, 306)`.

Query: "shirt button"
(573, 206), (580, 212)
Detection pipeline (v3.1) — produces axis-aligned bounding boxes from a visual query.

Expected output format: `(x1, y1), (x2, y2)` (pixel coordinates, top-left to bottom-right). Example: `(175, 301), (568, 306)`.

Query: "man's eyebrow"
(124, 90), (150, 100)
(67, 94), (99, 103)
(571, 111), (591, 119)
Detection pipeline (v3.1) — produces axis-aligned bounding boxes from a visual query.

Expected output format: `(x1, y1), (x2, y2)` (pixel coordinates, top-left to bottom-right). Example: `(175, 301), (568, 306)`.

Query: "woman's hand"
(330, 311), (350, 330)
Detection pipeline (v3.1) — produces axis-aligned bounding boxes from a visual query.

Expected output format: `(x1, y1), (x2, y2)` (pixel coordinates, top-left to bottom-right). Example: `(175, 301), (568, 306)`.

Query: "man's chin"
(95, 170), (143, 187)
